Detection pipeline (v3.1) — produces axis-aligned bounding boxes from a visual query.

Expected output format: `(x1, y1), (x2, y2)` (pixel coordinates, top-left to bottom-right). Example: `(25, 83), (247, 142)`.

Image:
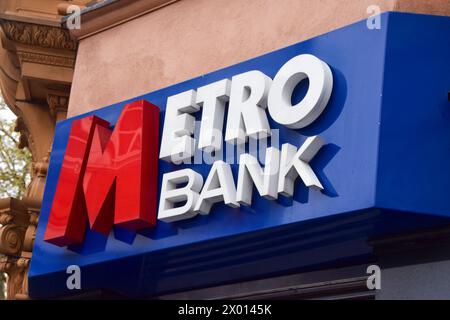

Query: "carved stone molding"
(31, 159), (49, 179)
(22, 225), (35, 252)
(21, 198), (40, 253)
(0, 255), (30, 299)
(47, 91), (69, 121)
(0, 225), (24, 257)
(17, 51), (75, 68)
(0, 212), (13, 225)
(13, 100), (55, 166)
(0, 198), (37, 299)
(14, 116), (33, 153)
(57, 0), (102, 15)
(0, 198), (35, 257)
(0, 198), (29, 227)
(25, 153), (50, 202)
(70, 0), (178, 40)
(0, 20), (77, 51)
(0, 256), (14, 273)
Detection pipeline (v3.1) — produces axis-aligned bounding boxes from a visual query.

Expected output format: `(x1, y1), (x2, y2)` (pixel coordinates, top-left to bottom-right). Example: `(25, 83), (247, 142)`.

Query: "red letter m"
(44, 100), (160, 246)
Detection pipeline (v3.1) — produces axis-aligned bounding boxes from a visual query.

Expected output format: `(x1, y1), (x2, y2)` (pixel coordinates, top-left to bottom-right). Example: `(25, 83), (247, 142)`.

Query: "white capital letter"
(197, 79), (231, 152)
(194, 161), (239, 214)
(236, 147), (280, 206)
(160, 90), (200, 163)
(278, 136), (325, 196)
(268, 54), (333, 129)
(158, 169), (203, 222)
(225, 71), (272, 144)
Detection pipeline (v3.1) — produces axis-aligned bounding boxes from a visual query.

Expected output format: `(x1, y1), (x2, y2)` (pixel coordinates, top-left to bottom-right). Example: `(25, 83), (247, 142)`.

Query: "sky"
(0, 108), (15, 121)
(0, 92), (16, 121)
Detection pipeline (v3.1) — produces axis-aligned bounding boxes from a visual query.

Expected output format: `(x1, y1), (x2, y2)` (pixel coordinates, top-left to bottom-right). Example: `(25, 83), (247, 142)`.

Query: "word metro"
(44, 53), (333, 246)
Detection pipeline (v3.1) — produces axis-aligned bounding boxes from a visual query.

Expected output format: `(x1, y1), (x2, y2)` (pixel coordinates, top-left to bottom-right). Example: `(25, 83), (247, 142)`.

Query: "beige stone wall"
(68, 0), (450, 116)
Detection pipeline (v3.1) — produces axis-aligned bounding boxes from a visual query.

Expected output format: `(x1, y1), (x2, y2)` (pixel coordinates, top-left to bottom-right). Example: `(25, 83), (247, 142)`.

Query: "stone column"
(0, 0), (78, 299)
(0, 199), (30, 299)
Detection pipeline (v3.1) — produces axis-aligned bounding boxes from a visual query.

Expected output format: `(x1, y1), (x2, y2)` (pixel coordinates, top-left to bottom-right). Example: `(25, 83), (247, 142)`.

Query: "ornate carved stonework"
(17, 51), (75, 68)
(0, 0), (78, 299)
(0, 255), (29, 299)
(25, 154), (50, 202)
(47, 92), (69, 121)
(0, 225), (24, 256)
(14, 116), (33, 151)
(0, 20), (77, 51)
(0, 198), (32, 299)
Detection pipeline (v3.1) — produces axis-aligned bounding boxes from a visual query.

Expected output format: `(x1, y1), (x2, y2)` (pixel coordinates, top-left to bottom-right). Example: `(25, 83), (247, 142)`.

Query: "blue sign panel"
(29, 12), (450, 298)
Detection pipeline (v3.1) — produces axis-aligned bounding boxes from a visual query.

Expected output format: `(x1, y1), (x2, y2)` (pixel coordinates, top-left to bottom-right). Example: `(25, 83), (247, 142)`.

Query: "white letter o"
(268, 54), (333, 129)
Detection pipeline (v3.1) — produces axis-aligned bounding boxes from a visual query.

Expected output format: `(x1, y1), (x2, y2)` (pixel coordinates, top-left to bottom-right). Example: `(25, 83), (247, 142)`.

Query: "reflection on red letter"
(44, 100), (160, 246)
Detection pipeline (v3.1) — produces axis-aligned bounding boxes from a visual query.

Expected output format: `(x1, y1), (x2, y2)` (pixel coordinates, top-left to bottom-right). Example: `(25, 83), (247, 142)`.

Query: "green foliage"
(0, 93), (32, 299)
(0, 96), (32, 198)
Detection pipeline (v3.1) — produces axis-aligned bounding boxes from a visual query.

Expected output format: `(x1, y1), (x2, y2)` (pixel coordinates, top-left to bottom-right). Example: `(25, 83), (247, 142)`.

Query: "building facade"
(0, 0), (449, 299)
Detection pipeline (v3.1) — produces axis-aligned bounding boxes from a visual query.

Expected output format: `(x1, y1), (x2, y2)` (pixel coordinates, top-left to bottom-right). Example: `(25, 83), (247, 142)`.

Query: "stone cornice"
(0, 19), (77, 51)
(17, 51), (75, 68)
(69, 0), (178, 40)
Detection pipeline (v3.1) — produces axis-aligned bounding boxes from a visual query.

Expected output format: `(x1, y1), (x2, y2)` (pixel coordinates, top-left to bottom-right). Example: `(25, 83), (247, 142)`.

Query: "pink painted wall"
(68, 0), (450, 116)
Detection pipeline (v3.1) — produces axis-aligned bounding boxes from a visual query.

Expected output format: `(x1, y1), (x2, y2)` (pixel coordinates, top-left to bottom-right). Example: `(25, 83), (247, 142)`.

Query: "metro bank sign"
(30, 13), (450, 298)
(44, 54), (332, 246)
